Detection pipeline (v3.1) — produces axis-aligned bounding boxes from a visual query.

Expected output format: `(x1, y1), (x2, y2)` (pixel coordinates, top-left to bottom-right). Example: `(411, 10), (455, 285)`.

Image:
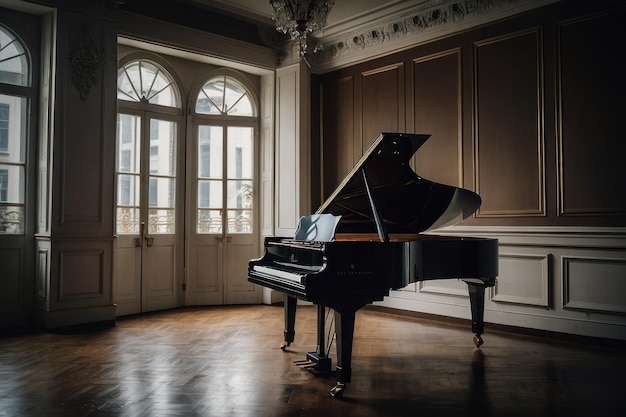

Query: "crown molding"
(308, 0), (562, 73)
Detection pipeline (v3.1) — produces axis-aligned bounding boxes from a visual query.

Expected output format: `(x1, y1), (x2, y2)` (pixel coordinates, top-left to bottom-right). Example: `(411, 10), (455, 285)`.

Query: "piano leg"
(467, 282), (487, 348)
(281, 295), (297, 350)
(330, 305), (363, 398)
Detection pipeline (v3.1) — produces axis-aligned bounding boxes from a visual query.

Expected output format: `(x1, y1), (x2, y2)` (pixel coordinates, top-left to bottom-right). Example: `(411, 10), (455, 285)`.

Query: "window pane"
(196, 81), (223, 115)
(117, 114), (141, 173)
(198, 125), (222, 179)
(116, 207), (140, 234)
(148, 177), (175, 209)
(116, 174), (140, 206)
(198, 179), (222, 209)
(198, 209), (222, 234)
(0, 27), (29, 86)
(227, 180), (252, 210)
(227, 127), (253, 179)
(227, 209), (251, 234)
(149, 119), (176, 176)
(228, 97), (253, 116)
(0, 205), (23, 234)
(148, 208), (174, 234)
(0, 164), (24, 203)
(0, 95), (27, 163)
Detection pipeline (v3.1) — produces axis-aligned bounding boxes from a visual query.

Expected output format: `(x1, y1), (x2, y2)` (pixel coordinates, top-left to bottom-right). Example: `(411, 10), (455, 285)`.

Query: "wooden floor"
(1, 305), (624, 417)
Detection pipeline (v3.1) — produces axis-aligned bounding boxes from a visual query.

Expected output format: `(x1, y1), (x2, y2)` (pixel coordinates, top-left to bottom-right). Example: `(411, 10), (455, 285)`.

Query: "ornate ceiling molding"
(307, 0), (560, 71)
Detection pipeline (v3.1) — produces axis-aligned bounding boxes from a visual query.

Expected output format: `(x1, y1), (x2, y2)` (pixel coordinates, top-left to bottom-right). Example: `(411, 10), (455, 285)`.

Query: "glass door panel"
(197, 125), (223, 234)
(226, 126), (253, 234)
(116, 113), (141, 234)
(0, 95), (27, 234)
(148, 119), (176, 234)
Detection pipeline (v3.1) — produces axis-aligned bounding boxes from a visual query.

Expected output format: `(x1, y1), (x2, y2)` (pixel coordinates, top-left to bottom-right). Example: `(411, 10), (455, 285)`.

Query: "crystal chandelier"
(269, 0), (335, 56)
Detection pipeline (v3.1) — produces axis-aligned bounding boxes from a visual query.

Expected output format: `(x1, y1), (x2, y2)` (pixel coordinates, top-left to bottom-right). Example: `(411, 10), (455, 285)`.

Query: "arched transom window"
(195, 75), (255, 117)
(117, 59), (180, 108)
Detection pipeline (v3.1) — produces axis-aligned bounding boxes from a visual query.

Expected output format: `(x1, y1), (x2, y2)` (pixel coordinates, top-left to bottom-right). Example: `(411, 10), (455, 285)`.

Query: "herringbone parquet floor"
(1, 304), (624, 417)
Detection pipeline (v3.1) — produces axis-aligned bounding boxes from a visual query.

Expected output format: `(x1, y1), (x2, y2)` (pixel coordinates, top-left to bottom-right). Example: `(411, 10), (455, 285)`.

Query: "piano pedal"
(294, 360), (317, 369)
(330, 382), (346, 398)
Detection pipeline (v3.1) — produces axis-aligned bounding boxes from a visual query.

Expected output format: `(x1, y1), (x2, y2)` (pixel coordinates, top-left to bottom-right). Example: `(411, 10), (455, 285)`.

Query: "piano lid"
(316, 132), (481, 238)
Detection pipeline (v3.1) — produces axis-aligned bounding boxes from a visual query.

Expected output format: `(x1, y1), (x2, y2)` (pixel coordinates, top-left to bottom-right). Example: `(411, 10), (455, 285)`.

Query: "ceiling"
(119, 0), (557, 71)
(192, 0), (424, 35)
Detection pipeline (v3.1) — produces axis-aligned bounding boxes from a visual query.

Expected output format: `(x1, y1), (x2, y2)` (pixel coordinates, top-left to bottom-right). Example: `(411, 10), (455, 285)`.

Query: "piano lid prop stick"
(362, 169), (389, 242)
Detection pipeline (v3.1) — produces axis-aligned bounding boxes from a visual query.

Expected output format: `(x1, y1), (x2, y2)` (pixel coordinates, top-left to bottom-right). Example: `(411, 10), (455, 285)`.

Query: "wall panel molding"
(556, 8), (626, 217)
(492, 252), (550, 307)
(58, 249), (105, 301)
(360, 62), (405, 147)
(413, 48), (462, 187)
(474, 27), (545, 217)
(58, 13), (108, 226)
(419, 279), (468, 297)
(562, 256), (626, 314)
(320, 75), (355, 199)
(36, 247), (49, 302)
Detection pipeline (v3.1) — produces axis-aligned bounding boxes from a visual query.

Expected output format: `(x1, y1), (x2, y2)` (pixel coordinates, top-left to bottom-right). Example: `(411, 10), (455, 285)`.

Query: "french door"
(185, 123), (259, 305)
(114, 110), (183, 315)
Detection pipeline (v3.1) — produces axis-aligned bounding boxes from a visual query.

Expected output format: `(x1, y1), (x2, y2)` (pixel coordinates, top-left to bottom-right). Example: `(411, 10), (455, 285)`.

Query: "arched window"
(0, 26), (29, 86)
(0, 25), (31, 234)
(191, 71), (257, 235)
(117, 59), (180, 108)
(195, 75), (255, 117)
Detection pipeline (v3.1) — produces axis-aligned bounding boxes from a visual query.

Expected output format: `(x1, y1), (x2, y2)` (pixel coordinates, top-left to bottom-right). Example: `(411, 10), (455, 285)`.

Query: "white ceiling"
(193, 0), (423, 33)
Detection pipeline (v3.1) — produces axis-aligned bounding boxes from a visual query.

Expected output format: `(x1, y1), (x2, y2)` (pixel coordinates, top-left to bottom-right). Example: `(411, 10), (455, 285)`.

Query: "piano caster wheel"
(280, 341), (291, 351)
(330, 383), (346, 398)
(473, 334), (484, 348)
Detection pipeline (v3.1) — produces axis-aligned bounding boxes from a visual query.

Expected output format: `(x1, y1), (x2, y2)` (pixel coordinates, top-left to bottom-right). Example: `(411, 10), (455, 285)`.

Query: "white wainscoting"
(377, 226), (626, 341)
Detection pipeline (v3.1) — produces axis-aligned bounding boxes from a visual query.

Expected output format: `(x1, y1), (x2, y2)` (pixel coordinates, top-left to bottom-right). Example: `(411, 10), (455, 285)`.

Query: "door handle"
(215, 236), (223, 243)
(135, 221), (147, 247)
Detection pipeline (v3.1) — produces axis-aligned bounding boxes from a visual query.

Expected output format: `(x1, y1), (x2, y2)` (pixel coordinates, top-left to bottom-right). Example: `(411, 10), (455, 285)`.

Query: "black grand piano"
(248, 132), (498, 398)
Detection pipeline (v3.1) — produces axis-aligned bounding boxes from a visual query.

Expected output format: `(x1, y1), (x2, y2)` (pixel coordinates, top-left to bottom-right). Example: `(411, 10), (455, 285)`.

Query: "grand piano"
(248, 132), (498, 398)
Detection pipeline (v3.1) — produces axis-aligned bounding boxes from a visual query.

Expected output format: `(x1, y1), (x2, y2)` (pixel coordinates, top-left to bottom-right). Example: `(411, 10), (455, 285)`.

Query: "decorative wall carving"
(311, 0), (523, 66)
(68, 30), (105, 101)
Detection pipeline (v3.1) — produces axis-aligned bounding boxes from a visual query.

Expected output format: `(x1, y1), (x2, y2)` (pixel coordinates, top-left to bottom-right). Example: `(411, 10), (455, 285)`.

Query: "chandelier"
(269, 0), (335, 56)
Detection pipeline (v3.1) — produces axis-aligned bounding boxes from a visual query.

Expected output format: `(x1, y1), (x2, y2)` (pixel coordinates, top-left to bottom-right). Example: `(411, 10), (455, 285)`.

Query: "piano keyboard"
(252, 265), (304, 283)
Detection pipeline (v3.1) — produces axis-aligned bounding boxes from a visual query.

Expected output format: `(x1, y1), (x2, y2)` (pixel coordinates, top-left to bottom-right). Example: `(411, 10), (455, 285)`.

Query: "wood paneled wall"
(315, 0), (626, 228)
